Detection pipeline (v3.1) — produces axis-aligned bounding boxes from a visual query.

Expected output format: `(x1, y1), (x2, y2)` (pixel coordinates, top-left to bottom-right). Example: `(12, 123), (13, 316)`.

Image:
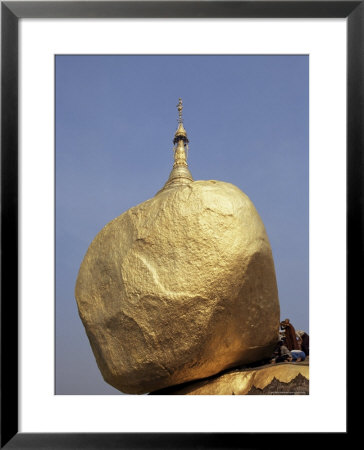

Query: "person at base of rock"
(270, 339), (291, 363)
(288, 349), (306, 362)
(296, 330), (309, 356)
(280, 318), (300, 351)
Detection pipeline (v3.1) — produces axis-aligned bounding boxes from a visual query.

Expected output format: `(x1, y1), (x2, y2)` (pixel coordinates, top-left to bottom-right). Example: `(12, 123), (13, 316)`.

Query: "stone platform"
(149, 361), (309, 395)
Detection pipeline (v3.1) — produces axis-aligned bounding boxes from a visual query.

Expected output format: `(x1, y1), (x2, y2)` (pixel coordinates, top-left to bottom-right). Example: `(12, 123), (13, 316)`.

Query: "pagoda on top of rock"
(162, 98), (193, 191)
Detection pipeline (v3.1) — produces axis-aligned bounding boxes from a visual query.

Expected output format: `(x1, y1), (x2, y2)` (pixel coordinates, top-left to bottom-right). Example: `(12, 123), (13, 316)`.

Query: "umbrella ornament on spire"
(177, 98), (183, 124)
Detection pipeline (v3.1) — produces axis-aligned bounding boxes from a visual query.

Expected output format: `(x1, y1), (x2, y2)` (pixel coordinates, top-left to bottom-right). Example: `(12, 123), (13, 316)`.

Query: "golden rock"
(75, 179), (280, 394)
(75, 99), (280, 394)
(149, 363), (309, 395)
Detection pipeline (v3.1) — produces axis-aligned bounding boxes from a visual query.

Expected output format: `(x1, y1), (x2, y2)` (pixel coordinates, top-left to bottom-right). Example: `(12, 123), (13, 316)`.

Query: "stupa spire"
(160, 98), (193, 192)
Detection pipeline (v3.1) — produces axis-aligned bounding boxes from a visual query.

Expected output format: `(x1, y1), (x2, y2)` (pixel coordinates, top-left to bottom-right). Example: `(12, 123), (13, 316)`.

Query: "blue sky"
(56, 55), (309, 394)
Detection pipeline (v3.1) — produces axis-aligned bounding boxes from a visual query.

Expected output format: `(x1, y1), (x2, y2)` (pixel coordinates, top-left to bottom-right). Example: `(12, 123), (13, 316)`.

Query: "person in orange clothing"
(280, 318), (300, 351)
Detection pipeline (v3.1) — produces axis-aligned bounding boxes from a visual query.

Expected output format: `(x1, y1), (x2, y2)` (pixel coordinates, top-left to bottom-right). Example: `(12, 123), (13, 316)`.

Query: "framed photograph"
(56, 53), (309, 398)
(1, 1), (355, 447)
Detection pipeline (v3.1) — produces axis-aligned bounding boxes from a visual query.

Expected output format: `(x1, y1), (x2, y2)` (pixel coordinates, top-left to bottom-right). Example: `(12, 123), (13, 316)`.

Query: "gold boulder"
(75, 179), (280, 394)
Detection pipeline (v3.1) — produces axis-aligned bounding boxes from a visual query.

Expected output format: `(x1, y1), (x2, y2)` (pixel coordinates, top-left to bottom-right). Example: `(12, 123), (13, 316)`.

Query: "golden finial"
(174, 98), (188, 144)
(177, 98), (183, 124)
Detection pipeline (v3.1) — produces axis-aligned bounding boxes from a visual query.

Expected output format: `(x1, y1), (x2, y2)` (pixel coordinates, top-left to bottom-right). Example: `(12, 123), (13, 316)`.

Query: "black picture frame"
(1, 1), (355, 448)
